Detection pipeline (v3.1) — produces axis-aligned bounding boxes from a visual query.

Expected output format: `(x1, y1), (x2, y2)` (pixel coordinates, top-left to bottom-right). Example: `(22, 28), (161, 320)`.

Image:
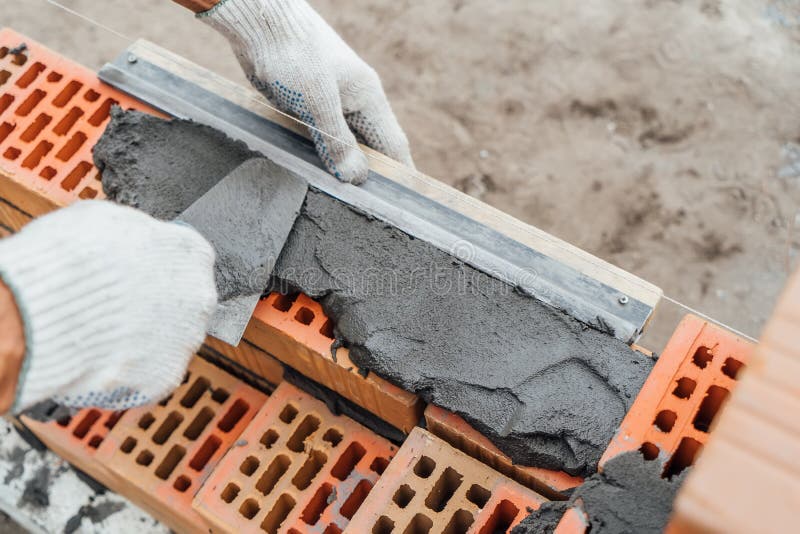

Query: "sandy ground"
(5, 0), (800, 348)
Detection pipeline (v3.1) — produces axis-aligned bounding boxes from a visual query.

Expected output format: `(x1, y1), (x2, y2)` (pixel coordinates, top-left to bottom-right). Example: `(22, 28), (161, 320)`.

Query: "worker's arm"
(0, 201), (217, 413)
(174, 0), (413, 185)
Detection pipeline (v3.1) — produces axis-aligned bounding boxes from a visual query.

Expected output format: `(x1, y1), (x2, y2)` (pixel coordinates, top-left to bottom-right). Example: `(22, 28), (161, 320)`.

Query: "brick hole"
(413, 455), (436, 479)
(721, 357), (745, 380)
(47, 71), (62, 83)
(640, 441), (660, 461)
(211, 387), (230, 404)
(189, 434), (222, 471)
(73, 409), (101, 439)
(478, 499), (519, 534)
(692, 385), (730, 433)
(261, 493), (296, 534)
(53, 80), (82, 108)
(279, 403), (299, 424)
(0, 70), (9, 86)
(301, 482), (333, 525)
(181, 371), (191, 384)
(20, 112), (51, 142)
(663, 437), (702, 479)
(60, 161), (91, 191)
(294, 307), (315, 325)
(184, 406), (214, 440)
(323, 524), (343, 534)
(330, 441), (366, 480)
(84, 89), (100, 102)
(393, 484), (415, 508)
(320, 319), (335, 339)
(104, 411), (124, 429)
(78, 187), (97, 199)
(152, 411), (184, 445)
(138, 412), (155, 430)
(3, 146), (21, 160)
(287, 414), (321, 452)
(173, 475), (191, 493)
(256, 454), (291, 496)
(373, 516), (395, 534)
(22, 140), (53, 169)
(11, 52), (27, 66)
(120, 437), (137, 454)
(466, 484), (491, 508)
(370, 456), (390, 475)
(15, 61), (45, 89)
(292, 449), (327, 490)
(0, 47), (6, 59)
(221, 482), (240, 503)
(672, 377), (696, 399)
(155, 444), (186, 480)
(260, 428), (279, 449)
(88, 435), (103, 449)
(0, 122), (14, 143)
(39, 167), (56, 180)
(271, 292), (300, 312)
(181, 376), (210, 408)
(56, 131), (87, 161)
(15, 89), (45, 116)
(443, 509), (474, 534)
(240, 455), (260, 477)
(52, 107), (84, 136)
(218, 398), (250, 432)
(322, 428), (343, 447)
(0, 94), (14, 115)
(340, 478), (373, 519)
(136, 449), (154, 467)
(692, 346), (713, 369)
(654, 410), (677, 433)
(239, 498), (261, 520)
(56, 415), (72, 427)
(403, 514), (433, 534)
(425, 466), (463, 512)
(88, 97), (117, 126)
(158, 394), (173, 407)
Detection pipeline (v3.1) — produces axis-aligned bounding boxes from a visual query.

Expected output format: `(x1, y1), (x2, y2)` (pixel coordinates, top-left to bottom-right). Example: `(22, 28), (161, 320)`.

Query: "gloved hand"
(0, 201), (217, 411)
(201, 0), (414, 185)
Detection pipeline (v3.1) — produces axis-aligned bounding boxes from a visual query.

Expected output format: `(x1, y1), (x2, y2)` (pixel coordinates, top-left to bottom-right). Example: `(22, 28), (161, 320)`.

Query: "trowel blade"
(177, 157), (308, 346)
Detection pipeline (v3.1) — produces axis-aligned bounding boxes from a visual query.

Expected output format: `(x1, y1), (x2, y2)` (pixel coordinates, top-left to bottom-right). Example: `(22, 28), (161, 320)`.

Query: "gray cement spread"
(513, 452), (686, 533)
(96, 110), (654, 476)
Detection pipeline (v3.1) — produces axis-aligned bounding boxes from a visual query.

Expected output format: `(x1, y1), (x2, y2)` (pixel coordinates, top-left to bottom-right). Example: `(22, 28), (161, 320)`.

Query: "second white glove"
(201, 0), (414, 185)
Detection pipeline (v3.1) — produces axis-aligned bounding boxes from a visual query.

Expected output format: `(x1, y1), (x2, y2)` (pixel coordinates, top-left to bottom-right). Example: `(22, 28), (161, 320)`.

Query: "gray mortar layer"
(95, 110), (654, 476)
(512, 451), (687, 534)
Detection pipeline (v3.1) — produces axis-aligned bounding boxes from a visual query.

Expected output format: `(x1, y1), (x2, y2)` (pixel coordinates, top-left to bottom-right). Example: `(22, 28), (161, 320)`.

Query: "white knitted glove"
(201, 0), (414, 185)
(0, 201), (217, 411)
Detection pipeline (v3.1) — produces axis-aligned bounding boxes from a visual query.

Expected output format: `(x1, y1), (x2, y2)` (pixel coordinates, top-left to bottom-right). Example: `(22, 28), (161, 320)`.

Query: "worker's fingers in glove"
(303, 84), (370, 185)
(341, 70), (415, 168)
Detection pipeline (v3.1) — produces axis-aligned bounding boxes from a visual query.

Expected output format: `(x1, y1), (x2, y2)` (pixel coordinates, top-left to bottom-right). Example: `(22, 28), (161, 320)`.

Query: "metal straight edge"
(99, 47), (653, 343)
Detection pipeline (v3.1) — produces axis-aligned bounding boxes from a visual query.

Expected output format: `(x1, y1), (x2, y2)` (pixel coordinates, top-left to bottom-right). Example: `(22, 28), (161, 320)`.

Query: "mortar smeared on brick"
(95, 110), (654, 476)
(512, 451), (687, 534)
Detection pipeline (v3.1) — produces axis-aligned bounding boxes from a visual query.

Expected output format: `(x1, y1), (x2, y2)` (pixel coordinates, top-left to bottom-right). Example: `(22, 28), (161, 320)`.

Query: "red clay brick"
(193, 381), (396, 533)
(244, 292), (423, 433)
(424, 404), (582, 499)
(600, 314), (754, 478)
(93, 357), (267, 533)
(346, 427), (548, 533)
(0, 28), (160, 219)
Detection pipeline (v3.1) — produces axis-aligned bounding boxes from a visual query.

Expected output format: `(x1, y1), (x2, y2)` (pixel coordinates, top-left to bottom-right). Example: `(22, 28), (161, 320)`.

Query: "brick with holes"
(600, 314), (754, 478)
(20, 407), (125, 489)
(192, 381), (396, 534)
(243, 292), (422, 434)
(346, 427), (548, 534)
(0, 28), (161, 225)
(92, 356), (266, 533)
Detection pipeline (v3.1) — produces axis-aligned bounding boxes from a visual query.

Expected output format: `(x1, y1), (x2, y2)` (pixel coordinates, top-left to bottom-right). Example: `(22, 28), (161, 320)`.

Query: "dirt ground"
(5, 0), (800, 347)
